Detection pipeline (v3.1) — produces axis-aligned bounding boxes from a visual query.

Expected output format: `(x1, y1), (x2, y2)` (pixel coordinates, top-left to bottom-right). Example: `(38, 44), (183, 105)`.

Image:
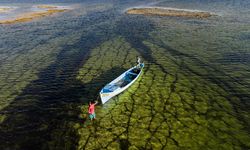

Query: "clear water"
(0, 0), (249, 149)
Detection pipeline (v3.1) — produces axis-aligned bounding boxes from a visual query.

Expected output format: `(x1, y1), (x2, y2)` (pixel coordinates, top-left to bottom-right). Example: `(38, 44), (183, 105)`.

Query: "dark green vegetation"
(76, 19), (250, 149)
(0, 0), (250, 149)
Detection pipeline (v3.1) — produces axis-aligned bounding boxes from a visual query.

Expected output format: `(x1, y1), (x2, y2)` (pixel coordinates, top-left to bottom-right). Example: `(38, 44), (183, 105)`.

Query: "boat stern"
(100, 91), (112, 104)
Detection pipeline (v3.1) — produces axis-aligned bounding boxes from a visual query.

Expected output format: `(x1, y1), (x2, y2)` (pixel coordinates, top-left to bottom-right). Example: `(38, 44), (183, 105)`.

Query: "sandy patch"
(126, 7), (215, 18)
(0, 5), (70, 24)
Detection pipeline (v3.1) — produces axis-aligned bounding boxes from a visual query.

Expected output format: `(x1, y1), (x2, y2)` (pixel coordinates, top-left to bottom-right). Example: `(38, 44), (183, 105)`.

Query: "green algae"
(76, 23), (250, 149)
(0, 1), (249, 149)
(0, 31), (83, 111)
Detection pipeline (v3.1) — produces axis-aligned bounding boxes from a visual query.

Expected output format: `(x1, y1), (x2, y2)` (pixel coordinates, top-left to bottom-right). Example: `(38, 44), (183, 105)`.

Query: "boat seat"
(124, 73), (133, 81)
(128, 72), (138, 76)
(103, 84), (119, 93)
(103, 88), (112, 93)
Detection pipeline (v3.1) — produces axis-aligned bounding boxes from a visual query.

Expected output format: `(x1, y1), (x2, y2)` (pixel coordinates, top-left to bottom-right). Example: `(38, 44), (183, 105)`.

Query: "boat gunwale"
(100, 63), (144, 104)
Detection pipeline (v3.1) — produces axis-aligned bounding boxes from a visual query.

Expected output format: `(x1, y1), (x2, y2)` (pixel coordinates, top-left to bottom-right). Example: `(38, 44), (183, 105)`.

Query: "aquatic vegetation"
(0, 3), (116, 149)
(76, 31), (250, 149)
(0, 0), (249, 149)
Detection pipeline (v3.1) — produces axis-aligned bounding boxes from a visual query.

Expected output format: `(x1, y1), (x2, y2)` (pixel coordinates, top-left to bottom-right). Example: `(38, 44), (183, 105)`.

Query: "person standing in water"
(88, 100), (98, 121)
(137, 56), (142, 68)
(137, 56), (141, 65)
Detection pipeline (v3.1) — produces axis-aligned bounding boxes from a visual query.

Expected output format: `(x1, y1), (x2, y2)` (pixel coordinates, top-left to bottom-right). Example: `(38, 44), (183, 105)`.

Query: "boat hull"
(100, 63), (144, 104)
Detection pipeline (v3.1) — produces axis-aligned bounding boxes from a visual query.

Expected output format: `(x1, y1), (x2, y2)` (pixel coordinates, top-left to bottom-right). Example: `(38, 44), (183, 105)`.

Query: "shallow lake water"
(0, 0), (249, 149)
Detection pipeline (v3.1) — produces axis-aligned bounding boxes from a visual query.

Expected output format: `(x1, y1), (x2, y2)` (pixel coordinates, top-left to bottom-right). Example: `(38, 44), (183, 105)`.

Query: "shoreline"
(0, 5), (70, 24)
(126, 7), (215, 18)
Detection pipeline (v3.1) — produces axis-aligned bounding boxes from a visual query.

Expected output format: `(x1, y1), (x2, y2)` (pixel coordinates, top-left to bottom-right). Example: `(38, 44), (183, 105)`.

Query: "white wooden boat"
(100, 63), (144, 104)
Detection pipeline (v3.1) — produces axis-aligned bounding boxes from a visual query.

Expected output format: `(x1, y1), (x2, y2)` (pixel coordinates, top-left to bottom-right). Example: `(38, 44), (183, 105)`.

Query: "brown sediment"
(126, 7), (215, 18)
(0, 6), (69, 24)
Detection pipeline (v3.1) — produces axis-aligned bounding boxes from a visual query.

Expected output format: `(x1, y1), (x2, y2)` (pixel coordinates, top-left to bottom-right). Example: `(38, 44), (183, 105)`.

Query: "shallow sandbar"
(0, 5), (70, 24)
(126, 7), (215, 18)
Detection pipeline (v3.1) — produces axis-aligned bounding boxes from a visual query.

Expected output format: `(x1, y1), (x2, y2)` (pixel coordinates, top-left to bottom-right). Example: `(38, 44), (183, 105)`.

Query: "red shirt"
(88, 104), (95, 114)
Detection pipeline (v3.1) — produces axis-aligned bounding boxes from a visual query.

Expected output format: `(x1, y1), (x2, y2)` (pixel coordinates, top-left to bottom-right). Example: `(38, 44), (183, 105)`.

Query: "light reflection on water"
(0, 0), (249, 149)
